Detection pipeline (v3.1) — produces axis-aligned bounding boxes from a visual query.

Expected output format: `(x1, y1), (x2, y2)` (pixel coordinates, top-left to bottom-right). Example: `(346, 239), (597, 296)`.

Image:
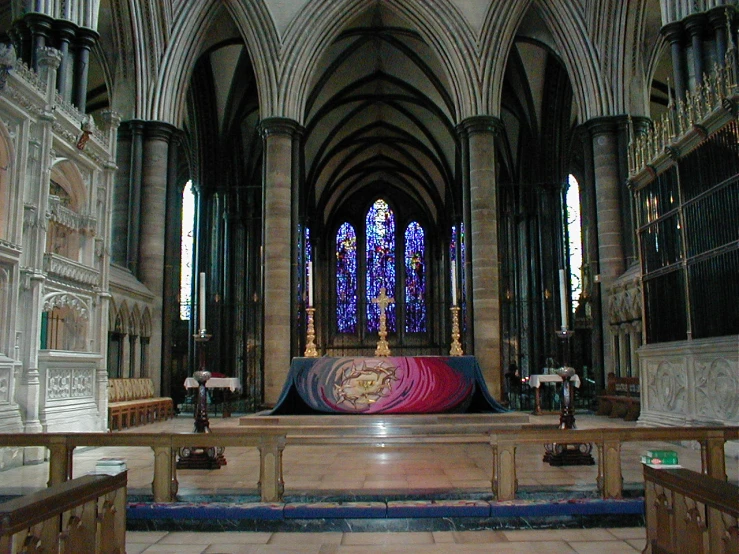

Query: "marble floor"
(1, 413), (736, 553)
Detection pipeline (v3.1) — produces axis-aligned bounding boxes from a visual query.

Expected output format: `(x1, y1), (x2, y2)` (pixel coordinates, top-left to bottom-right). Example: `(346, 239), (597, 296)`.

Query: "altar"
(270, 356), (507, 415)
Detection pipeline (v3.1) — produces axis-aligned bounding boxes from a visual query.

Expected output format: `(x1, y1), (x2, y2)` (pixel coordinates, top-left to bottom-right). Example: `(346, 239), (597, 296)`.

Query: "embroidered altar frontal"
(270, 356), (506, 415)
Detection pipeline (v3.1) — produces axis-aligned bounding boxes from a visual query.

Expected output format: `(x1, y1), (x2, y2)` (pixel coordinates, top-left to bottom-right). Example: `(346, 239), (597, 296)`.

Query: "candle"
(307, 261), (314, 307)
(558, 269), (568, 329)
(451, 260), (457, 306)
(199, 272), (206, 331)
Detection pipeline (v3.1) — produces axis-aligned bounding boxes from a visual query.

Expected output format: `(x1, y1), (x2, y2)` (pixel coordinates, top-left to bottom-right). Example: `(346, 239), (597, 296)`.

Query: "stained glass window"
(305, 226), (312, 302)
(336, 222), (357, 333)
(366, 199), (396, 332)
(566, 174), (583, 307)
(404, 222), (426, 332)
(180, 181), (195, 320)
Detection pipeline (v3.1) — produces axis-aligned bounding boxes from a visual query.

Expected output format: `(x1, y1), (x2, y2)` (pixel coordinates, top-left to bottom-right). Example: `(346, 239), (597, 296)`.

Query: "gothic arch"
(278, 0), (481, 122)
(481, 0), (612, 121)
(130, 304), (141, 337)
(42, 292), (90, 320)
(140, 308), (152, 338)
(49, 158), (87, 212)
(0, 121), (13, 240)
(150, 0), (279, 125)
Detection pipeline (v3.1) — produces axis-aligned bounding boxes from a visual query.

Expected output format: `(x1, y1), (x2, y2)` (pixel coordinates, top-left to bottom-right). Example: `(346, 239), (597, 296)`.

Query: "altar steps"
(239, 412), (531, 427)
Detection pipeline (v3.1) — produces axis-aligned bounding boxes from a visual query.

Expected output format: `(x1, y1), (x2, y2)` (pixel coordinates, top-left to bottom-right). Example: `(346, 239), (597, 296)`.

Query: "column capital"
(582, 116), (621, 137)
(23, 12), (54, 36)
(143, 120), (180, 143)
(75, 27), (100, 48)
(456, 115), (504, 137)
(683, 13), (708, 38)
(661, 21), (685, 44)
(708, 6), (736, 30)
(52, 19), (79, 41)
(258, 117), (303, 139)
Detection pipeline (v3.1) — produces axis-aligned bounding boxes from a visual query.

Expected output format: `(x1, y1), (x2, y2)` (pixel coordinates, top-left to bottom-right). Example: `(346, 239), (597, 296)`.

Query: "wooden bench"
(108, 378), (174, 430)
(597, 374), (640, 421)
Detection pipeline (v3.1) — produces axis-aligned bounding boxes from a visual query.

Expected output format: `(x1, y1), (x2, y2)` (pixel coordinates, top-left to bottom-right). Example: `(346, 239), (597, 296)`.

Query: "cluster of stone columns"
(661, 6), (738, 101)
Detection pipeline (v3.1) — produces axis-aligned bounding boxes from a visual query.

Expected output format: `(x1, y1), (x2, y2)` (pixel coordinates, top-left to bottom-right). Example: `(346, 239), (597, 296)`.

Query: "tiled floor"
(1, 413), (736, 553)
(125, 527), (647, 553)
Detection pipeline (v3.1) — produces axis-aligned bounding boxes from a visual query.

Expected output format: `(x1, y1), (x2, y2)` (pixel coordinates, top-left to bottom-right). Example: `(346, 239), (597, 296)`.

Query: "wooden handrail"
(0, 472), (127, 554)
(0, 426), (735, 503)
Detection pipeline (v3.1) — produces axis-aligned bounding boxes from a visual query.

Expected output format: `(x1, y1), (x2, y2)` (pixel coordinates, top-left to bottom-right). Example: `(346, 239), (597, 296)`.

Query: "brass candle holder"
(450, 305), (463, 356)
(304, 307), (318, 357)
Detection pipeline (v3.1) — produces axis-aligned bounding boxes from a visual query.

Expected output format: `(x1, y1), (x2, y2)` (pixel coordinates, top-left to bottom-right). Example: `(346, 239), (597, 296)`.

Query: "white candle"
(307, 261), (314, 307)
(558, 269), (568, 329)
(199, 272), (206, 331)
(451, 260), (457, 306)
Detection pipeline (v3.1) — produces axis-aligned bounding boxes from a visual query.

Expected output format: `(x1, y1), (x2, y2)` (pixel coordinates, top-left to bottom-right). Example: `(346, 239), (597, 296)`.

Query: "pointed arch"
(480, 0), (613, 120)
(279, 0), (482, 122)
(150, 0), (280, 125)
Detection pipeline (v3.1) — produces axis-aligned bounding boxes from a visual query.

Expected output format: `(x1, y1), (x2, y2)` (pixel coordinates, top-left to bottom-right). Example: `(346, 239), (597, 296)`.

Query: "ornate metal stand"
(449, 306), (463, 356)
(372, 287), (394, 357)
(543, 330), (594, 466)
(304, 307), (318, 357)
(177, 330), (226, 470)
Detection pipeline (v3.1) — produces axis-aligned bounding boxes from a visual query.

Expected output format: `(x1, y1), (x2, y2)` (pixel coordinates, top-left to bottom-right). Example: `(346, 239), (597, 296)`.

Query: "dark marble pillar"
(684, 13), (707, 87)
(24, 13), (53, 71)
(72, 28), (98, 112)
(53, 20), (76, 101)
(662, 22), (688, 101)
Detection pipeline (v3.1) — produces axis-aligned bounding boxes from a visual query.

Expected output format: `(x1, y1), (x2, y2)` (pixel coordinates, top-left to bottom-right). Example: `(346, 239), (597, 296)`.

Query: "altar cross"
(372, 287), (394, 356)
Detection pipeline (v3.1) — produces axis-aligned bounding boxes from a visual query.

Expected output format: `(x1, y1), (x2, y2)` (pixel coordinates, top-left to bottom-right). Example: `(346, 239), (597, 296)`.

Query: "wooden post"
(494, 438), (517, 501)
(601, 439), (623, 499)
(258, 435), (286, 502)
(47, 437), (72, 487)
(151, 446), (175, 502)
(700, 435), (726, 481)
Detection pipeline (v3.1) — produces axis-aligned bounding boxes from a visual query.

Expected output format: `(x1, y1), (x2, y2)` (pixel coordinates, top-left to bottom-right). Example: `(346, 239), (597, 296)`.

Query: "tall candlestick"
(199, 272), (206, 331)
(451, 260), (458, 306)
(558, 269), (568, 329)
(307, 261), (314, 307)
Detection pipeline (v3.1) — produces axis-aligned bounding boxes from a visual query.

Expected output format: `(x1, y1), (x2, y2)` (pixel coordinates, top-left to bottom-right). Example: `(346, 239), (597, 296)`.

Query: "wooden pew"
(598, 373), (640, 421)
(107, 378), (174, 430)
(0, 472), (127, 554)
(643, 465), (738, 554)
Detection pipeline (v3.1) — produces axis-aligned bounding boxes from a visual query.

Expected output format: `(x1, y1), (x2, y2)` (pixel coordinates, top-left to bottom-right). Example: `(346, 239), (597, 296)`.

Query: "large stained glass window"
(180, 181), (195, 320)
(366, 199), (396, 332)
(404, 222), (426, 332)
(336, 222), (357, 333)
(566, 174), (583, 308)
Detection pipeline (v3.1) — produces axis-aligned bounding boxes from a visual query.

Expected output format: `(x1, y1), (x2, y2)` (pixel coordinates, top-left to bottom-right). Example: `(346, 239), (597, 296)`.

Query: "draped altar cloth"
(270, 356), (507, 415)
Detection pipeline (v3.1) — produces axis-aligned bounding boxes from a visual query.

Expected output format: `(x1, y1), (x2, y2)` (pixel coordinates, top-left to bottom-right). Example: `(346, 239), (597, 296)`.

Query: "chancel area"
(0, 0), (738, 548)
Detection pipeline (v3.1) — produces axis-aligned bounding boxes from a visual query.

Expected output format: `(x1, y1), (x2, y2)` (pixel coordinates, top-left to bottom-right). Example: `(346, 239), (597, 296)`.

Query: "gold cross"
(371, 287), (394, 316)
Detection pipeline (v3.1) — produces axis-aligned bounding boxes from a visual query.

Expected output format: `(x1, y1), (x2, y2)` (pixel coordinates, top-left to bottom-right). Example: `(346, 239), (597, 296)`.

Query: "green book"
(641, 454), (679, 465)
(645, 449), (678, 458)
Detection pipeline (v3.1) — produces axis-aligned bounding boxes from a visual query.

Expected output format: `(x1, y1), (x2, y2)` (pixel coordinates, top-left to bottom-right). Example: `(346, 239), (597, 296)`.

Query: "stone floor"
(1, 412), (736, 553)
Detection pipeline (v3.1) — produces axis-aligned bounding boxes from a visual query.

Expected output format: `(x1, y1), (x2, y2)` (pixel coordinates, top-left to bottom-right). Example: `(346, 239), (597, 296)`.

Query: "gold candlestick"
(372, 287), (394, 357)
(304, 307), (318, 357)
(450, 305), (463, 356)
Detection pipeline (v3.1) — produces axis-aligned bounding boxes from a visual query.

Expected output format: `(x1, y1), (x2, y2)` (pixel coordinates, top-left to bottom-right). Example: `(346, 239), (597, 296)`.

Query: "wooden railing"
(0, 472), (126, 554)
(644, 465), (739, 554)
(0, 426), (736, 503)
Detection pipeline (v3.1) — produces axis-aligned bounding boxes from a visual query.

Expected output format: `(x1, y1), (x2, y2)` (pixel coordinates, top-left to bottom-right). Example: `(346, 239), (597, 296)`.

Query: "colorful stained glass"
(567, 174), (583, 307)
(404, 222), (426, 332)
(336, 222), (357, 333)
(366, 199), (396, 332)
(180, 181), (195, 320)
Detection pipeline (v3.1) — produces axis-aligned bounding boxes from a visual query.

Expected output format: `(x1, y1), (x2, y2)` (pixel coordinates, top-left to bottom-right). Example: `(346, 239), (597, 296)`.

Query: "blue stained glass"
(404, 222), (426, 332)
(366, 199), (396, 332)
(336, 223), (357, 333)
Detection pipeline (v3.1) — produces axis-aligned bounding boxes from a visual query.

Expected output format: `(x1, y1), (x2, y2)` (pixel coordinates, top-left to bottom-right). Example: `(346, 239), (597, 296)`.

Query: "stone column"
(23, 13), (53, 71)
(138, 122), (177, 395)
(708, 8), (729, 67)
(458, 116), (503, 397)
(586, 118), (625, 377)
(20, 48), (60, 462)
(71, 28), (98, 113)
(684, 14), (707, 88)
(53, 20), (77, 102)
(259, 118), (300, 404)
(111, 122), (133, 265)
(662, 22), (688, 101)
(127, 121), (144, 272)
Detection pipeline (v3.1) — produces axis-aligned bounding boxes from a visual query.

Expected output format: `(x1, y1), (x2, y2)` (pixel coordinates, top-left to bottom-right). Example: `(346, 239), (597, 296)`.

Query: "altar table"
(184, 377), (242, 417)
(528, 373), (581, 415)
(270, 356), (507, 415)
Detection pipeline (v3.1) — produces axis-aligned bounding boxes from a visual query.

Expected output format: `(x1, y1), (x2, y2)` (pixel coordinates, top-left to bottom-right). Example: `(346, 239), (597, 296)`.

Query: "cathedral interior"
(0, 0), (737, 456)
